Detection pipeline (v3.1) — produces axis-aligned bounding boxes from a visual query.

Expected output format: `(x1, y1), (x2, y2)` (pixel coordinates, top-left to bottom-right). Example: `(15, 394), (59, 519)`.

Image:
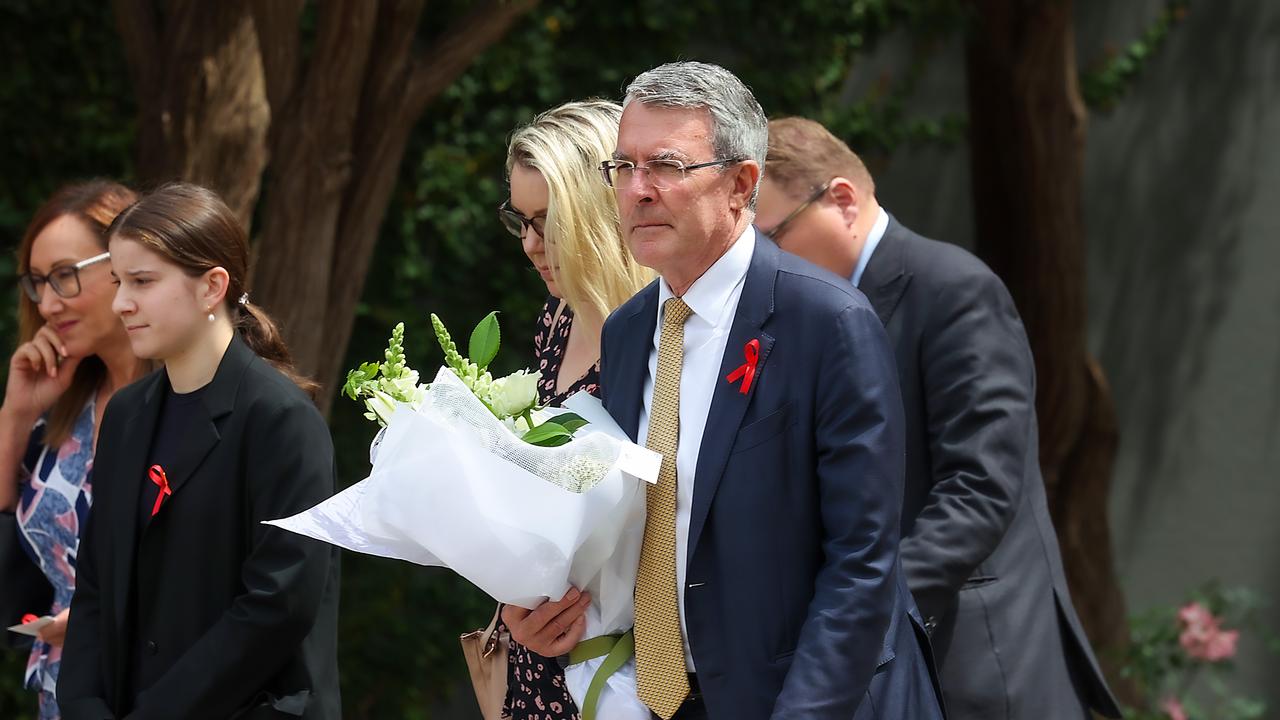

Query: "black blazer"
(858, 216), (1120, 719)
(58, 335), (340, 720)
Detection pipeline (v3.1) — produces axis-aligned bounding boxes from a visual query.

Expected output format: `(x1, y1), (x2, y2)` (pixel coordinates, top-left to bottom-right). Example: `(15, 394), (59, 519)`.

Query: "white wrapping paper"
(267, 368), (656, 718)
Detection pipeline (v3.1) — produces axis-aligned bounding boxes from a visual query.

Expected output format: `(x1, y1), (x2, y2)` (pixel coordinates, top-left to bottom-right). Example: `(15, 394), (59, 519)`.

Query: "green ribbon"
(567, 629), (635, 720)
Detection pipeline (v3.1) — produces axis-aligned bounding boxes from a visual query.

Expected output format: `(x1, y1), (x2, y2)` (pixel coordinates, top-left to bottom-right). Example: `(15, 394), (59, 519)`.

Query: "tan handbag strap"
(483, 603), (502, 639)
(481, 603), (505, 656)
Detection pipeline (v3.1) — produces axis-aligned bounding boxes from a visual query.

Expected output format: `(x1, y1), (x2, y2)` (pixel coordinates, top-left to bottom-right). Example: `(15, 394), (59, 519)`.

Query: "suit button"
(924, 616), (937, 634)
(146, 640), (158, 655)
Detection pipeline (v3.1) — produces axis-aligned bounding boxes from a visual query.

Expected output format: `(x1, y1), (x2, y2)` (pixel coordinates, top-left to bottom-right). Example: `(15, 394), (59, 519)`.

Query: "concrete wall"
(864, 0), (1280, 706)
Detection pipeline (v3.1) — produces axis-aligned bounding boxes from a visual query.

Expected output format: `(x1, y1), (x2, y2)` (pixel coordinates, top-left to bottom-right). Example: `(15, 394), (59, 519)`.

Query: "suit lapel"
(858, 214), (912, 327)
(687, 234), (778, 557)
(605, 284), (658, 442)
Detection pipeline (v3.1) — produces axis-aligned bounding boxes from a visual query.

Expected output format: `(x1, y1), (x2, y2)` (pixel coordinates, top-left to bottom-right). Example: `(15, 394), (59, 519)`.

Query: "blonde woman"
(495, 99), (651, 720)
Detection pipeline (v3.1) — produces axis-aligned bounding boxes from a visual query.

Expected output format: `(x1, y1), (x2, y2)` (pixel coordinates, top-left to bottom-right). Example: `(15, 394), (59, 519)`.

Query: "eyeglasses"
(498, 200), (547, 239)
(599, 157), (744, 190)
(18, 252), (111, 303)
(760, 181), (831, 241)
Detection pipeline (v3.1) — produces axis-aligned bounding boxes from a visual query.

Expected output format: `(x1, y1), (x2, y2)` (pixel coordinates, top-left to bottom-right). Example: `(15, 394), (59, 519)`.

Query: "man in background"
(755, 116), (1122, 720)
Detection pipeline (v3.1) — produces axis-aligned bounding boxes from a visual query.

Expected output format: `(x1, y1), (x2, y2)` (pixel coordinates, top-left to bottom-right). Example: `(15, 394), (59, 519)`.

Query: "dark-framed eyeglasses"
(18, 251), (111, 303)
(599, 157), (745, 190)
(761, 181), (831, 241)
(498, 200), (547, 239)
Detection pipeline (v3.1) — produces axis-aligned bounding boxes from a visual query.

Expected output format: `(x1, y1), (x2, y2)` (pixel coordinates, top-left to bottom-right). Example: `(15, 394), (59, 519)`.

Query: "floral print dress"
(502, 297), (600, 720)
(15, 399), (96, 720)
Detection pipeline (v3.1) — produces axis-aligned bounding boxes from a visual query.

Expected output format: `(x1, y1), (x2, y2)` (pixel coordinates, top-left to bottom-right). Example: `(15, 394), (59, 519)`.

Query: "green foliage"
(1081, 0), (1190, 112)
(467, 312), (501, 371)
(553, 413), (589, 434)
(0, 0), (135, 355)
(342, 362), (382, 402)
(518, 420), (573, 447)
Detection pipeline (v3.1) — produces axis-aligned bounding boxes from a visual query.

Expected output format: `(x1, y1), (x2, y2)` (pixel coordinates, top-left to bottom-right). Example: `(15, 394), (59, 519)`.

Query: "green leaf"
(550, 412), (588, 434)
(343, 362), (381, 400)
(468, 311), (501, 370)
(521, 420), (573, 446)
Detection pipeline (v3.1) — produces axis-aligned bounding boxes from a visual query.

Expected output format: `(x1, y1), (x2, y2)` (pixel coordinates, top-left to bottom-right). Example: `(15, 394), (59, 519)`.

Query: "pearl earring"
(207, 309), (216, 323)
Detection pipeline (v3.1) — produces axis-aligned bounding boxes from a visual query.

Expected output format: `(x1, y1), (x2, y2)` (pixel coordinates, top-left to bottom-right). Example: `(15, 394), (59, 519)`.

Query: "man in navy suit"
(754, 117), (1122, 720)
(505, 62), (943, 720)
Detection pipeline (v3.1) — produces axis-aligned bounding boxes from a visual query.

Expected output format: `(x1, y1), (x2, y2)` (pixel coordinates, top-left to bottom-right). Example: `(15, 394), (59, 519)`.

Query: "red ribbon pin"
(725, 338), (761, 395)
(148, 464), (172, 517)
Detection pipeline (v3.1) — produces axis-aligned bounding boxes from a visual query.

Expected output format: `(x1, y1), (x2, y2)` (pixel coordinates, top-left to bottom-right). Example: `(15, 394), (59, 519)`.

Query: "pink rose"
(1203, 627), (1239, 661)
(1178, 602), (1215, 631)
(1161, 697), (1188, 720)
(1177, 601), (1240, 662)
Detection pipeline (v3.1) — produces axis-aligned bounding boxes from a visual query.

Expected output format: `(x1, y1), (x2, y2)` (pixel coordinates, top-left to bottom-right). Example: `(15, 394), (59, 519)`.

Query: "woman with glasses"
(495, 99), (650, 720)
(0, 180), (147, 720)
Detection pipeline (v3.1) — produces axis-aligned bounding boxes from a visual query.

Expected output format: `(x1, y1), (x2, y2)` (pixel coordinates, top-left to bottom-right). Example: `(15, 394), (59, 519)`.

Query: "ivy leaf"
(469, 311), (501, 370)
(521, 420), (572, 447)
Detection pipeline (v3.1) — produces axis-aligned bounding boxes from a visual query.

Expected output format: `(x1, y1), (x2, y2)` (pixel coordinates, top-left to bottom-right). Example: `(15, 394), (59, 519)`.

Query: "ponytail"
(234, 300), (320, 399)
(103, 182), (319, 399)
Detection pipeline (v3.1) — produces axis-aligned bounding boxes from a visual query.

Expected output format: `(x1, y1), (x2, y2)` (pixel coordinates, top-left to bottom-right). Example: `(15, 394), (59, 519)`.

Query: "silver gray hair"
(624, 61), (767, 206)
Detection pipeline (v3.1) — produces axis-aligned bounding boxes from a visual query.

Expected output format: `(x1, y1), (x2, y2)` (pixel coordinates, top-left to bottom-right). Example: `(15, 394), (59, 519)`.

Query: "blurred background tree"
(0, 0), (1186, 717)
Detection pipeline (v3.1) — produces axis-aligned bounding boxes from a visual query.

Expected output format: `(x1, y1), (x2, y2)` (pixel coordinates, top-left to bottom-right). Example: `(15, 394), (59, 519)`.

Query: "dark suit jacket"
(601, 232), (943, 720)
(857, 216), (1121, 719)
(58, 335), (341, 720)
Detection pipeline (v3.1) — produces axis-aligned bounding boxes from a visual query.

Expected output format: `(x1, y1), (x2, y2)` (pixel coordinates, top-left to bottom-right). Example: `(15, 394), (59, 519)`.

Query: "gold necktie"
(635, 297), (694, 719)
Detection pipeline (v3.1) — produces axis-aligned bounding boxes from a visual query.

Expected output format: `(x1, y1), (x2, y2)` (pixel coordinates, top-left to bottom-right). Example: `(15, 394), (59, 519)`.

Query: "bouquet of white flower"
(343, 313), (578, 443)
(271, 312), (658, 720)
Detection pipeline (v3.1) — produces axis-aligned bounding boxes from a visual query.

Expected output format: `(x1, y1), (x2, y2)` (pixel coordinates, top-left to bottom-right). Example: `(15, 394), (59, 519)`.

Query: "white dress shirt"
(635, 225), (755, 670)
(851, 206), (889, 287)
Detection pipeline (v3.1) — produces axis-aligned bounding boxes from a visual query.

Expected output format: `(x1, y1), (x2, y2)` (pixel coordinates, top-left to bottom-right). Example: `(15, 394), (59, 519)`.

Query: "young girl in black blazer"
(57, 182), (340, 720)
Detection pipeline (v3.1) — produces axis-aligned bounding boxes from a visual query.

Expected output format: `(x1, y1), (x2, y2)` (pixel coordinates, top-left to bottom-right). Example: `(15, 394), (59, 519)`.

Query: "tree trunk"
(114, 0), (539, 414)
(276, 0), (541, 413)
(114, 0), (270, 226)
(965, 0), (1133, 701)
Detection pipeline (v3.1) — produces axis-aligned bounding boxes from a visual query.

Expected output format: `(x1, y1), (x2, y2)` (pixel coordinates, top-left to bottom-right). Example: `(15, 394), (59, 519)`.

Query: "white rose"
(487, 369), (541, 418)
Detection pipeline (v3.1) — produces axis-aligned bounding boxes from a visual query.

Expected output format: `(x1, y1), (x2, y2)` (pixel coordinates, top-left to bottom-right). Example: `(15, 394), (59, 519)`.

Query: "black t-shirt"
(136, 382), (207, 536)
(127, 379), (208, 710)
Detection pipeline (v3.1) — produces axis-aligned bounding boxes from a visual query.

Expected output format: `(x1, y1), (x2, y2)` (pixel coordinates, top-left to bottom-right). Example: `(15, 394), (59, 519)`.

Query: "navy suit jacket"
(600, 232), (943, 719)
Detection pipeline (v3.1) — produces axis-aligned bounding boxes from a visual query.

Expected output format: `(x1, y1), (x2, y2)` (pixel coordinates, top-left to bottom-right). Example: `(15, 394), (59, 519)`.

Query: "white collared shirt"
(851, 206), (889, 287)
(636, 225), (756, 670)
